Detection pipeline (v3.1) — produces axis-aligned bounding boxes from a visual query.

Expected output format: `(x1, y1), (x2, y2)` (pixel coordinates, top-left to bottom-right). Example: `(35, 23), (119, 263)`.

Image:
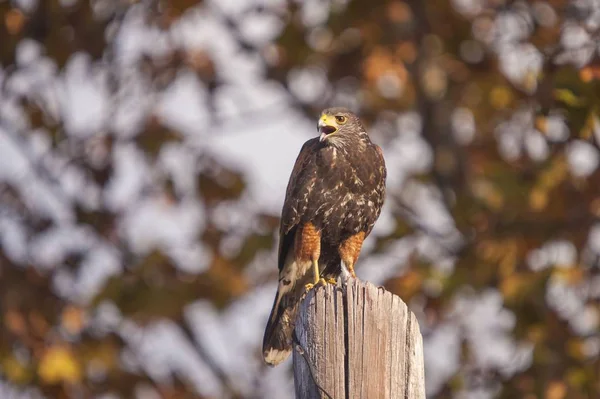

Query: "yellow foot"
(305, 278), (329, 291)
(326, 277), (337, 284)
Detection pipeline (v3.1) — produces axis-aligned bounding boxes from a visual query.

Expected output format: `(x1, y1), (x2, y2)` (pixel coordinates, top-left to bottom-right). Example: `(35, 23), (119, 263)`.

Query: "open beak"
(318, 115), (338, 142)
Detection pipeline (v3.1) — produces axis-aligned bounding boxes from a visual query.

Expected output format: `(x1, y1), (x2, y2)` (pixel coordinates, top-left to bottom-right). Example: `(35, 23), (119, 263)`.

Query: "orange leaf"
(545, 381), (567, 399)
(61, 306), (87, 336)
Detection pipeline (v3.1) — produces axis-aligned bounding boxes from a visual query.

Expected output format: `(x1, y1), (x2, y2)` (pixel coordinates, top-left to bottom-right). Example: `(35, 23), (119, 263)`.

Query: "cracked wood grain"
(293, 279), (425, 399)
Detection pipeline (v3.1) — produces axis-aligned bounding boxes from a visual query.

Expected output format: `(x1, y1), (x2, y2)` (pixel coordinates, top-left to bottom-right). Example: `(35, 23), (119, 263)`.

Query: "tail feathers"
(264, 347), (291, 366)
(262, 287), (302, 366)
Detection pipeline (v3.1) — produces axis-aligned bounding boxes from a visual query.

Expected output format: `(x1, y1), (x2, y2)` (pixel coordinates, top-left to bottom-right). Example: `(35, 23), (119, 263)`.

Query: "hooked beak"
(318, 115), (338, 142)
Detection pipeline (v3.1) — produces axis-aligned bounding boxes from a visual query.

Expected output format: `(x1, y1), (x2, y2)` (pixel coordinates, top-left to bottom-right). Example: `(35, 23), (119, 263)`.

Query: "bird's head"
(318, 107), (367, 147)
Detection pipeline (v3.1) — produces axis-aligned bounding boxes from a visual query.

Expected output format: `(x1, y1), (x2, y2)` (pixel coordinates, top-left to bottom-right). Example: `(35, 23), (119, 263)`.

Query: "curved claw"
(305, 278), (331, 291)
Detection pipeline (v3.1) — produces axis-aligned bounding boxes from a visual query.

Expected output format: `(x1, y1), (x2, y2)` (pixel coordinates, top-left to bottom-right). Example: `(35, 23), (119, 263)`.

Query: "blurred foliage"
(1, 0), (600, 398)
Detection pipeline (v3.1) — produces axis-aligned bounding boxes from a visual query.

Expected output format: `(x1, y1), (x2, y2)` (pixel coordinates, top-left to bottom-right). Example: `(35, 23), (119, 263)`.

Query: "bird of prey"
(262, 107), (387, 366)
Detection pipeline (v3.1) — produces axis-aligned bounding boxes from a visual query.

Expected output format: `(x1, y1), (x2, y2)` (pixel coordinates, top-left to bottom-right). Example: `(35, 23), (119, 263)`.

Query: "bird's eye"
(335, 115), (347, 124)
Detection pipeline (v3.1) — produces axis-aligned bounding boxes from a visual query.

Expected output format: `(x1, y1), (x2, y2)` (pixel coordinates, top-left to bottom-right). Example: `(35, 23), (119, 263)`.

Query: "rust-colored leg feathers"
(339, 231), (366, 278)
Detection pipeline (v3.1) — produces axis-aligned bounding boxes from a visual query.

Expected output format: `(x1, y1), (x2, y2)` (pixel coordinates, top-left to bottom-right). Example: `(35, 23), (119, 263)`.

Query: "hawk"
(262, 107), (387, 366)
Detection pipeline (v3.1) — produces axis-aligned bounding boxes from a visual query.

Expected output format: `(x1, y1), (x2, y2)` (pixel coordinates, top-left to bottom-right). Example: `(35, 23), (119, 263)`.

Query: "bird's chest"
(311, 148), (380, 236)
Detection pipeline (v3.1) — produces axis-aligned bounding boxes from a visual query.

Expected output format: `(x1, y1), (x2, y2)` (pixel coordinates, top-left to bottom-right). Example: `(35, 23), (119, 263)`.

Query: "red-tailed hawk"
(262, 107), (387, 366)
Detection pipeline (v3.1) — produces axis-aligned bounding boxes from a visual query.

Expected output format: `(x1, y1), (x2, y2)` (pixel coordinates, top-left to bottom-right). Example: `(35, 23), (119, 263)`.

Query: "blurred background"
(1, 0), (600, 398)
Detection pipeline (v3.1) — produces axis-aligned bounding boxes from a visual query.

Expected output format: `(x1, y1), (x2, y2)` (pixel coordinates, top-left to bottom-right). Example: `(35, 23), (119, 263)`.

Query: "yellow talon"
(326, 277), (337, 284)
(305, 278), (328, 291)
(305, 260), (327, 291)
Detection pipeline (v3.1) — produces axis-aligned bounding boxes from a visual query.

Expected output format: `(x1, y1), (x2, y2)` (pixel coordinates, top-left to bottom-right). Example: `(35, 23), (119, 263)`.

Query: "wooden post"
(293, 279), (425, 399)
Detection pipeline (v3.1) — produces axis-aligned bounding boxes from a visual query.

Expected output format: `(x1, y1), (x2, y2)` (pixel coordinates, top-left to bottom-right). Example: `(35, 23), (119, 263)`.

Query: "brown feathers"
(262, 108), (387, 366)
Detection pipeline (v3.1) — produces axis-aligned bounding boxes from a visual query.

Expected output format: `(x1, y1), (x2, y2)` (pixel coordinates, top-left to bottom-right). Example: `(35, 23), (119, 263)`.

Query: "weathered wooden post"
(293, 279), (425, 399)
